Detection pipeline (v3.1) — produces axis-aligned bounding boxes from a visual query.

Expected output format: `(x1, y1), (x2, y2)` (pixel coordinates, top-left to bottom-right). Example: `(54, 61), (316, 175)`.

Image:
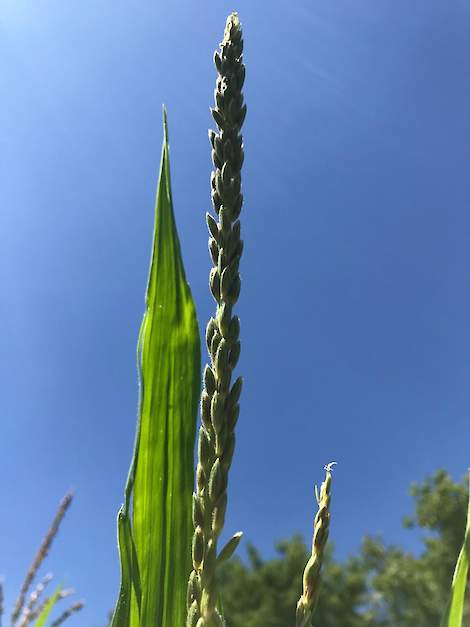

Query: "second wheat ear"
(296, 464), (336, 627)
(187, 12), (246, 627)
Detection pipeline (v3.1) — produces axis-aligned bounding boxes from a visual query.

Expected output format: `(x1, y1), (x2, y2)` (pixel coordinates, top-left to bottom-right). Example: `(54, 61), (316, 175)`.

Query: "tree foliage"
(219, 470), (469, 627)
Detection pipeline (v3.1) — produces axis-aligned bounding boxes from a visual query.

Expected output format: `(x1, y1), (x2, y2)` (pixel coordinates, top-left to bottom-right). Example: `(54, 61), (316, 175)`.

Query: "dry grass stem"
(10, 493), (73, 625)
(18, 574), (53, 627)
(49, 601), (84, 627)
(0, 581), (4, 627)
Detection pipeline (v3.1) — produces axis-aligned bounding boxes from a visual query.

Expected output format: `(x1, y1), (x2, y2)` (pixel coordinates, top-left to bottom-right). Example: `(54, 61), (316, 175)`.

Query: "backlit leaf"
(440, 473), (470, 627)
(111, 109), (201, 627)
(34, 587), (61, 627)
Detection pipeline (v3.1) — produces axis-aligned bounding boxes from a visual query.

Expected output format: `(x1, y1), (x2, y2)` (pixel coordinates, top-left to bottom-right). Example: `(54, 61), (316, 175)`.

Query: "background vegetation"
(219, 470), (470, 627)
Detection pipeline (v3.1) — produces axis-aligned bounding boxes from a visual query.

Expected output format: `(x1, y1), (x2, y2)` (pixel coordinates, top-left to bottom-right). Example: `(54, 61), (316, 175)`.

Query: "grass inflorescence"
(296, 463), (335, 627)
(187, 12), (246, 627)
(6, 493), (83, 627)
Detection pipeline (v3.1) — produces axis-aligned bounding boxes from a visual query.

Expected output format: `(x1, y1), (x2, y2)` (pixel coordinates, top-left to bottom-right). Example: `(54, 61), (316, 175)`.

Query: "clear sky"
(1, 1), (470, 624)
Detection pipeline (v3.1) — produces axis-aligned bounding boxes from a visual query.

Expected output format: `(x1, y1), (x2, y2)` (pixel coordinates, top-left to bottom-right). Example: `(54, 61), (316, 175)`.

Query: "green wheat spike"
(187, 12), (246, 627)
(296, 463), (336, 627)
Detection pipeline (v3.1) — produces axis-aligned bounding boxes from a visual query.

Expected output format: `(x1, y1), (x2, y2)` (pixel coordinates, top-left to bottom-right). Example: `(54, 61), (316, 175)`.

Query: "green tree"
(219, 537), (372, 627)
(219, 470), (469, 627)
(363, 470), (469, 627)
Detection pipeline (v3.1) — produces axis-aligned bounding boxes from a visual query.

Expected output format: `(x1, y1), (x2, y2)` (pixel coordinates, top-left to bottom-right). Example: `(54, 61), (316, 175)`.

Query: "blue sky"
(1, 1), (470, 624)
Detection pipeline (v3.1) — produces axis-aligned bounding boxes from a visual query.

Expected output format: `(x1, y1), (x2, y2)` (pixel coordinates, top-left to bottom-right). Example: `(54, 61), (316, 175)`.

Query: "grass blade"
(132, 108), (201, 626)
(110, 509), (140, 627)
(34, 587), (61, 627)
(111, 109), (201, 627)
(440, 473), (470, 627)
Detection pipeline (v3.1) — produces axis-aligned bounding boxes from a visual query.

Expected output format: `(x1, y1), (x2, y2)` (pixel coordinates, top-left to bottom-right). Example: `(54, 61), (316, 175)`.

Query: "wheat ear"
(296, 463), (336, 627)
(187, 12), (246, 627)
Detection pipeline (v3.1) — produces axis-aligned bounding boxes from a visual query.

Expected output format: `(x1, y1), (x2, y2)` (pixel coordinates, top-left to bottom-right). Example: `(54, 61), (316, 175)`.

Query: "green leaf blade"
(440, 473), (470, 627)
(110, 509), (141, 627)
(34, 587), (61, 627)
(130, 110), (201, 627)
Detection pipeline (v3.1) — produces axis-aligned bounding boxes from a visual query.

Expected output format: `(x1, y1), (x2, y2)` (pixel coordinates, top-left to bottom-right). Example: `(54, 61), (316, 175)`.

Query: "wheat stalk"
(187, 12), (246, 627)
(296, 463), (336, 627)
